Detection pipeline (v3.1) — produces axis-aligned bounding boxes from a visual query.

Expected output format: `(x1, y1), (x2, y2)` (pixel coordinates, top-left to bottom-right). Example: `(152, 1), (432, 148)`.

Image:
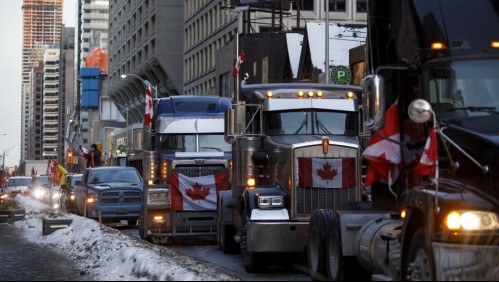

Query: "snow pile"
(13, 195), (238, 281)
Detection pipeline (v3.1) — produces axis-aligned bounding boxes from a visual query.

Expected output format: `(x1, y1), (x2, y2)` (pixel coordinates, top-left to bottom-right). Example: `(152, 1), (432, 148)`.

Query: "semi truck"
(306, 0), (499, 280)
(129, 95), (232, 243)
(218, 82), (366, 272)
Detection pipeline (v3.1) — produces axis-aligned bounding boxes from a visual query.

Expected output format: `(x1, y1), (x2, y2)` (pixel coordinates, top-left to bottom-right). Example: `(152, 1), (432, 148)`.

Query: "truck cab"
(133, 95), (232, 243)
(219, 83), (365, 272)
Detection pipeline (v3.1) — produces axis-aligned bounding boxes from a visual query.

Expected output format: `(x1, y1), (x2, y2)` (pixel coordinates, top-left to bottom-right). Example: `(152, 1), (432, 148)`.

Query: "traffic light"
(67, 151), (73, 164)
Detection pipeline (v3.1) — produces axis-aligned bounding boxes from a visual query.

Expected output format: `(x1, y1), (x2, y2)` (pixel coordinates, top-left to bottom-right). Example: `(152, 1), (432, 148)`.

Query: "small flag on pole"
(145, 86), (153, 127)
(232, 50), (245, 77)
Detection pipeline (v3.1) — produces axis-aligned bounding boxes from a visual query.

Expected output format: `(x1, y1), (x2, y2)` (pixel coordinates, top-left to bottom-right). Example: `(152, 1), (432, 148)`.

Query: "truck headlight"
(52, 192), (60, 199)
(258, 195), (284, 208)
(445, 210), (499, 231)
(148, 189), (170, 207)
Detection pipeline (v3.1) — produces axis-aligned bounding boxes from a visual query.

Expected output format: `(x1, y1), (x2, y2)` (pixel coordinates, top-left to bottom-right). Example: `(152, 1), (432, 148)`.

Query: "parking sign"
(331, 65), (352, 84)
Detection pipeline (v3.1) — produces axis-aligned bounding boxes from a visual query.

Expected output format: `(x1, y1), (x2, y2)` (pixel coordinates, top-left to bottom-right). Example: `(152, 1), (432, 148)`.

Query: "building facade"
(107, 0), (185, 137)
(20, 0), (64, 162)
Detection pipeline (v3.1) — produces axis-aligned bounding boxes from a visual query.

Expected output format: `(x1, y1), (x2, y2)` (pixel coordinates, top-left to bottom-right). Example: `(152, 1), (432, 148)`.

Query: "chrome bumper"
(433, 242), (499, 280)
(246, 221), (309, 252)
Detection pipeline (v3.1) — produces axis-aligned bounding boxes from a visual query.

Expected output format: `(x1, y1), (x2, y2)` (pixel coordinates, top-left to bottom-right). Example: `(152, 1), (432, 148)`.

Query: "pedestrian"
(90, 144), (102, 167)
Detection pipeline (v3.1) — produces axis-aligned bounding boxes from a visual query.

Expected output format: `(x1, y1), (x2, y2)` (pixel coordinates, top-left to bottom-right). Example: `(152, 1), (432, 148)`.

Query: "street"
(0, 223), (94, 281)
(116, 224), (312, 281)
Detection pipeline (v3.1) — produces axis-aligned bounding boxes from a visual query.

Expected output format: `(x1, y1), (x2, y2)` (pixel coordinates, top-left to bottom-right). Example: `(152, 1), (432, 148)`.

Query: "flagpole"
(235, 32), (240, 103)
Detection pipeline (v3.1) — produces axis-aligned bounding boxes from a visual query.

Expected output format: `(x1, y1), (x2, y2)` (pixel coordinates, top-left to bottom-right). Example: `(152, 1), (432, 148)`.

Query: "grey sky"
(0, 0), (75, 168)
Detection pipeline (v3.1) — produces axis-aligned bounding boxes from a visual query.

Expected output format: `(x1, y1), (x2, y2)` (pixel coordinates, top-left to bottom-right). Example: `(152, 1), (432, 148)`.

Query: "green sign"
(331, 65), (351, 85)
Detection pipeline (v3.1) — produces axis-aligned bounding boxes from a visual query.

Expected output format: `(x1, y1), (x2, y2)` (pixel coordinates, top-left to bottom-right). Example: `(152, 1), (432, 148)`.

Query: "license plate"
(116, 207), (128, 214)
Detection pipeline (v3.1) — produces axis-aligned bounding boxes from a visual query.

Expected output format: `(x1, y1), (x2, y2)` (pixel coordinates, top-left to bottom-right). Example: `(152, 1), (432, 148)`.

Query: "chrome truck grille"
(293, 144), (361, 218)
(296, 187), (358, 217)
(174, 165), (226, 178)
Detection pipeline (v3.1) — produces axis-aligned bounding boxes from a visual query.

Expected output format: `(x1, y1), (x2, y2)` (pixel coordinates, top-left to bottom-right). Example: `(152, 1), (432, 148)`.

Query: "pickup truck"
(74, 166), (143, 225)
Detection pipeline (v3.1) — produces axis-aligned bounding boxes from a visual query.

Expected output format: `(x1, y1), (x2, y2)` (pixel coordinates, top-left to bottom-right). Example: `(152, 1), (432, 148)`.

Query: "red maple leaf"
(316, 162), (338, 183)
(186, 182), (210, 202)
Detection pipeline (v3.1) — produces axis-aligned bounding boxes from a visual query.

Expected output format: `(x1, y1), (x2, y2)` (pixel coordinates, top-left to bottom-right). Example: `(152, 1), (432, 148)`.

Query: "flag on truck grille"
(414, 128), (438, 175)
(298, 157), (356, 188)
(170, 171), (229, 211)
(362, 102), (401, 187)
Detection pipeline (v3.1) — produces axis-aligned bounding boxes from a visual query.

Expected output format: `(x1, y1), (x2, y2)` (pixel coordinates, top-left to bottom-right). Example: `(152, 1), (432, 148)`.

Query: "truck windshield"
(158, 134), (231, 153)
(425, 59), (499, 118)
(264, 110), (357, 136)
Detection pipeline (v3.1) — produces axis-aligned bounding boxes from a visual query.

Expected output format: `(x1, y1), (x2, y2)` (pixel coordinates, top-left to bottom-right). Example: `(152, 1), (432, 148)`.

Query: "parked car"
(74, 166), (143, 225)
(59, 173), (82, 213)
(5, 176), (32, 196)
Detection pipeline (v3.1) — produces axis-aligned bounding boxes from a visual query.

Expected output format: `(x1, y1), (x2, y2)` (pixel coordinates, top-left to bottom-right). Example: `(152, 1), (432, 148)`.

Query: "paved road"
(0, 223), (94, 281)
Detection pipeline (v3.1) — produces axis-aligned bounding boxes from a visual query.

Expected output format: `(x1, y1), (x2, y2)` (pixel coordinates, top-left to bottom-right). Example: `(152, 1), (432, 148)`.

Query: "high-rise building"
(21, 0), (64, 161)
(42, 48), (61, 159)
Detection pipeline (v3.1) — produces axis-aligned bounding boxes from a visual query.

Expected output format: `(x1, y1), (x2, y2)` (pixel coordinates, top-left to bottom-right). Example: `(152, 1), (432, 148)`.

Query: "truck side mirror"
(363, 74), (386, 131)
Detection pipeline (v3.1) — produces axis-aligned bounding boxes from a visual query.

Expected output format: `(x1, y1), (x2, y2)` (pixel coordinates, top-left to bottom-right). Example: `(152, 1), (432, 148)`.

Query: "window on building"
(329, 0), (346, 12)
(356, 0), (367, 12)
(220, 72), (230, 98)
(292, 0), (314, 11)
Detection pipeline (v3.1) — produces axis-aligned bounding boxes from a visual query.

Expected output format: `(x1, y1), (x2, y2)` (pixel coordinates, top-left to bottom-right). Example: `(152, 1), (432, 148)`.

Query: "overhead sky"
(0, 0), (75, 168)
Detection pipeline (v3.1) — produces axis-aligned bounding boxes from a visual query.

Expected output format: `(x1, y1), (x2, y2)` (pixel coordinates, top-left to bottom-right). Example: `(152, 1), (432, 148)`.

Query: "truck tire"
(219, 223), (239, 254)
(307, 209), (333, 280)
(325, 212), (344, 280)
(325, 212), (370, 281)
(405, 228), (435, 281)
(241, 245), (262, 273)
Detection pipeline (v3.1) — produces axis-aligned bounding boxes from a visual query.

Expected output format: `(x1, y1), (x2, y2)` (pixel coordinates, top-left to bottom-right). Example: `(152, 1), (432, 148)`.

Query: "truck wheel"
(406, 228), (435, 281)
(219, 223), (238, 254)
(241, 246), (262, 273)
(307, 209), (333, 280)
(325, 212), (343, 280)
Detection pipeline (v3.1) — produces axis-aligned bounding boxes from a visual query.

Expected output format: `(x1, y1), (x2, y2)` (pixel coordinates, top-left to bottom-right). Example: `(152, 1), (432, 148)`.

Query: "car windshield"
(89, 169), (142, 184)
(424, 59), (499, 119)
(158, 133), (231, 153)
(264, 109), (357, 136)
(33, 177), (50, 186)
(8, 178), (31, 187)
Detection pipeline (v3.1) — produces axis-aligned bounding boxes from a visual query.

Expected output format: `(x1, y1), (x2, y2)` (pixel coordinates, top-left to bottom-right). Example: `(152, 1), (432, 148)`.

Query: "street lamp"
(112, 100), (130, 151)
(120, 73), (161, 98)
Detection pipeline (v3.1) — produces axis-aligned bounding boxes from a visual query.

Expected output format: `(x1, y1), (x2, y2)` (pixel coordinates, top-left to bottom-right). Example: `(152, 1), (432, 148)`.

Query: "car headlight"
(258, 195), (284, 208)
(86, 194), (99, 204)
(445, 210), (499, 231)
(148, 189), (170, 206)
(34, 189), (45, 199)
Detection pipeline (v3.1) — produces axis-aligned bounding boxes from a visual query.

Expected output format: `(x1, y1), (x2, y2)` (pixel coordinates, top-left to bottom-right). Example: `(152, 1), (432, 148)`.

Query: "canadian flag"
(232, 50), (245, 77)
(414, 128), (438, 175)
(170, 171), (229, 211)
(298, 158), (356, 188)
(362, 103), (401, 186)
(145, 86), (153, 127)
